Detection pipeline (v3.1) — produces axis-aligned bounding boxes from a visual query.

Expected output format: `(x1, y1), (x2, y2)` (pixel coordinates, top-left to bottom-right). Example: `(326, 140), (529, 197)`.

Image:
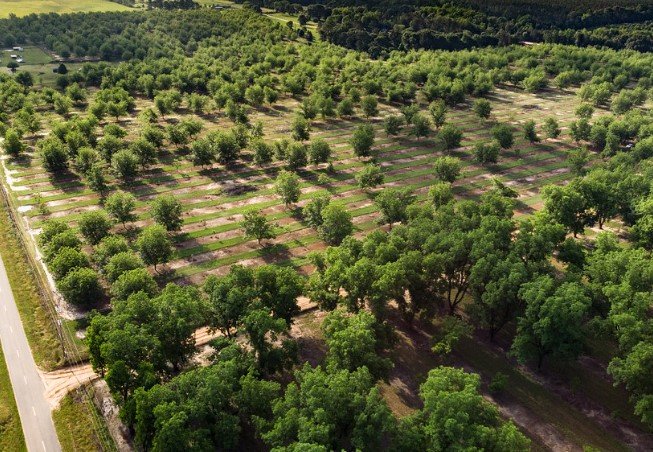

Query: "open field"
(0, 347), (26, 452)
(0, 0), (133, 18)
(4, 85), (589, 292)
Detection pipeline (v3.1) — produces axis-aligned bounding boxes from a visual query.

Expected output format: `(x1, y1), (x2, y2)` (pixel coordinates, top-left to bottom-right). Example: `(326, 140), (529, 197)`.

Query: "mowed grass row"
(6, 88), (584, 284)
(13, 98), (574, 219)
(24, 133), (570, 231)
(173, 157), (576, 280)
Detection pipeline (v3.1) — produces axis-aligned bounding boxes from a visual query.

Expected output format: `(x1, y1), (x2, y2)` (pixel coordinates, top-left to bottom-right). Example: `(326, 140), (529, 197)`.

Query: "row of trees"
(37, 191), (184, 306)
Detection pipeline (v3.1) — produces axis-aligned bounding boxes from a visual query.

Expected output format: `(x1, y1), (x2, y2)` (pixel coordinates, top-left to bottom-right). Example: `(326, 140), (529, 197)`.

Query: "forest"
(243, 0), (653, 55)
(1, 4), (653, 451)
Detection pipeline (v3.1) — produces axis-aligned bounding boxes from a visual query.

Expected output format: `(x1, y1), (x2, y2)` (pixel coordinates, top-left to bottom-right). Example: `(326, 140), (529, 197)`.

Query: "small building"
(12, 46), (23, 52)
(10, 54), (18, 59)
(16, 58), (23, 63)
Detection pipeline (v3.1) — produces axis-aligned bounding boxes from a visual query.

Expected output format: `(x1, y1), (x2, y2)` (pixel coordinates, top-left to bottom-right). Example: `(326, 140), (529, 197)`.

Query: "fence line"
(0, 172), (116, 451)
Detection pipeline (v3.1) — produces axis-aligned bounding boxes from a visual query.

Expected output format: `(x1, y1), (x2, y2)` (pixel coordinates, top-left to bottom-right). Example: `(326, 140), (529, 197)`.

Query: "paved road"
(0, 255), (61, 452)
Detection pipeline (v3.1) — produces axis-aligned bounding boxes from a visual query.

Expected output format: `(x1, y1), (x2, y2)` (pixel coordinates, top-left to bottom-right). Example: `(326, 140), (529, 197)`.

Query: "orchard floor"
(5, 85), (595, 297)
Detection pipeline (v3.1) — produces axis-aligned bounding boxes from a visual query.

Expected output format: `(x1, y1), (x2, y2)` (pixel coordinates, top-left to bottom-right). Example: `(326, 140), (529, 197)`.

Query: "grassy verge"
(0, 347), (26, 451)
(0, 199), (63, 370)
(53, 389), (115, 452)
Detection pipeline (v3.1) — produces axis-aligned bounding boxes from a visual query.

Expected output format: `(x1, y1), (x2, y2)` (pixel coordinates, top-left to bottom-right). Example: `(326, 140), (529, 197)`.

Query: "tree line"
(243, 0), (653, 56)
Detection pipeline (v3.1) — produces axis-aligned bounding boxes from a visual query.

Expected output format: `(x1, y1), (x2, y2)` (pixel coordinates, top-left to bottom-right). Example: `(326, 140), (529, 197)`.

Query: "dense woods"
(244, 0), (653, 55)
(2, 3), (653, 450)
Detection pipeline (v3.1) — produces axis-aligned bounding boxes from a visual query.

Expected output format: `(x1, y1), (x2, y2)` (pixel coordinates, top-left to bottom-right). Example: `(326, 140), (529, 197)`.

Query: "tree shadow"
(8, 153), (32, 168)
(259, 242), (292, 265)
(48, 170), (85, 194)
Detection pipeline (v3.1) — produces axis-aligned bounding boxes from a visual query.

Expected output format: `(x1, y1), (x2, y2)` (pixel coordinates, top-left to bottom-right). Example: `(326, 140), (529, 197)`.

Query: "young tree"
(300, 97), (318, 120)
(166, 123), (190, 149)
(274, 170), (301, 207)
(356, 164), (384, 190)
(105, 191), (137, 226)
(350, 123), (375, 157)
(433, 156), (463, 182)
(439, 123), (463, 150)
(252, 140), (273, 166)
(575, 103), (594, 119)
(291, 115), (310, 141)
(111, 267), (158, 301)
(190, 138), (214, 168)
(472, 98), (492, 119)
(74, 147), (99, 175)
(492, 124), (514, 149)
(375, 188), (415, 229)
(543, 117), (561, 139)
(150, 195), (183, 232)
(308, 139), (331, 165)
(111, 150), (139, 180)
(336, 98), (355, 118)
(245, 85), (265, 107)
(130, 138), (157, 168)
(319, 204), (353, 245)
(411, 113), (431, 139)
(210, 130), (240, 165)
(97, 135), (125, 162)
(512, 276), (591, 368)
(57, 267), (103, 307)
(141, 125), (165, 149)
(3, 129), (24, 158)
(78, 210), (112, 245)
(473, 142), (500, 164)
(105, 252), (144, 283)
(94, 235), (130, 268)
(302, 196), (330, 229)
(242, 211), (275, 246)
(570, 118), (591, 142)
(384, 115), (403, 136)
(429, 100), (447, 129)
(137, 224), (173, 272)
(40, 137), (69, 172)
(567, 147), (590, 176)
(429, 181), (454, 209)
(49, 247), (89, 280)
(86, 165), (108, 197)
(361, 95), (378, 118)
(286, 142), (308, 171)
(523, 120), (539, 143)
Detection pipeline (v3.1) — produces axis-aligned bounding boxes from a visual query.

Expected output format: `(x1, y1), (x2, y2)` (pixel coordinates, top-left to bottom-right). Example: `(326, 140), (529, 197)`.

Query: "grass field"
(0, 47), (53, 66)
(53, 389), (116, 452)
(0, 0), (133, 18)
(0, 347), (26, 452)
